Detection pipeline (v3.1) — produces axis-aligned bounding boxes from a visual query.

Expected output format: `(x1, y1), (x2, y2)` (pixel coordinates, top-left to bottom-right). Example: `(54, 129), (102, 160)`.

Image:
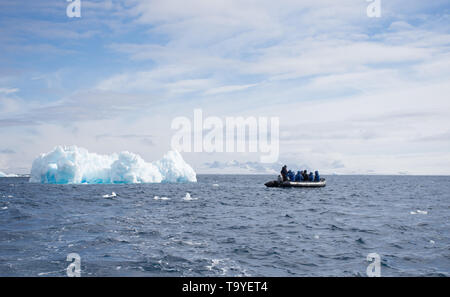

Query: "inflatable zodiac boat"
(265, 178), (326, 188)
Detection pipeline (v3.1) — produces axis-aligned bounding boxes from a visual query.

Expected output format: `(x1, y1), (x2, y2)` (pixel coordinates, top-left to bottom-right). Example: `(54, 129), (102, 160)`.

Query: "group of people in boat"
(279, 165), (321, 182)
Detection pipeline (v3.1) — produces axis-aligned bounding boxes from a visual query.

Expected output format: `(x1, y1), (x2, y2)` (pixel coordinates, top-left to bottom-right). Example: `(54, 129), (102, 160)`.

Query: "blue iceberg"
(29, 145), (197, 184)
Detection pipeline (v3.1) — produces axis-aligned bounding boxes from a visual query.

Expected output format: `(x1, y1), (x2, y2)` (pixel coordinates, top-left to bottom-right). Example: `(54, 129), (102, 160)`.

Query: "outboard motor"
(314, 171), (320, 182)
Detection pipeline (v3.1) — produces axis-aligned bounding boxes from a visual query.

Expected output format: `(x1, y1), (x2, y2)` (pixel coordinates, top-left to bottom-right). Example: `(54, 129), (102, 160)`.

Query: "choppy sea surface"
(0, 175), (449, 277)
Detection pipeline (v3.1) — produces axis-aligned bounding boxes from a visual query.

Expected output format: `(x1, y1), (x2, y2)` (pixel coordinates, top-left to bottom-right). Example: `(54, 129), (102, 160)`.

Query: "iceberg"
(29, 145), (197, 184)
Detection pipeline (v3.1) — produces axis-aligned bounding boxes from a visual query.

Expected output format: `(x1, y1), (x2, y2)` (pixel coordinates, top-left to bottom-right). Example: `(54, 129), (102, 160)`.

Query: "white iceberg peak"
(30, 145), (197, 184)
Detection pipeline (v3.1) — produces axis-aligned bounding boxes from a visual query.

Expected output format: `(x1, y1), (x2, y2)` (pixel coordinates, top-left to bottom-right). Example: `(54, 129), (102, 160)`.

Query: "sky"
(0, 0), (449, 175)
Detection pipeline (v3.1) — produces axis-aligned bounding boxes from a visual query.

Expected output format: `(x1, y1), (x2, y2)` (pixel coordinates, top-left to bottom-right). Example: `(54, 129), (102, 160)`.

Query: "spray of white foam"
(29, 145), (197, 184)
(205, 258), (250, 276)
(206, 259), (222, 271)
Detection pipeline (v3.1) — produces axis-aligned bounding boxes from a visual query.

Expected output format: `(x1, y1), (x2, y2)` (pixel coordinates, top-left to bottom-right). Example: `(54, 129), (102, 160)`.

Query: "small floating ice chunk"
(429, 240), (435, 245)
(102, 192), (117, 198)
(212, 184), (219, 187)
(1, 206), (7, 210)
(314, 235), (320, 239)
(183, 192), (197, 201)
(154, 196), (170, 200)
(411, 210), (428, 215)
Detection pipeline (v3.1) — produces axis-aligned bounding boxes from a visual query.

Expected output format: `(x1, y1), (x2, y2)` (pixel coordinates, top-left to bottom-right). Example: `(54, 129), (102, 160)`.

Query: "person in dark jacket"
(302, 170), (308, 181)
(308, 172), (314, 182)
(277, 175), (283, 183)
(280, 165), (288, 182)
(314, 171), (320, 182)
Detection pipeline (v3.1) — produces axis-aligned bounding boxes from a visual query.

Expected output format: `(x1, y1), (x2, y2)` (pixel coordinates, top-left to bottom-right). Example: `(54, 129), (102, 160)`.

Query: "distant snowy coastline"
(0, 171), (18, 178)
(29, 146), (197, 184)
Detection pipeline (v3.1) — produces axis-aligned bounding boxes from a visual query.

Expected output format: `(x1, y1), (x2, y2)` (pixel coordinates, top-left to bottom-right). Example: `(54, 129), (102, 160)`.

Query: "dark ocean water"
(0, 175), (449, 277)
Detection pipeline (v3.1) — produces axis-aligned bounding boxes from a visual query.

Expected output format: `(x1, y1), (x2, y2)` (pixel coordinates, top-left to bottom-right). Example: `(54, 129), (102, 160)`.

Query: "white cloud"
(0, 88), (19, 95)
(204, 83), (258, 95)
(100, 0), (450, 96)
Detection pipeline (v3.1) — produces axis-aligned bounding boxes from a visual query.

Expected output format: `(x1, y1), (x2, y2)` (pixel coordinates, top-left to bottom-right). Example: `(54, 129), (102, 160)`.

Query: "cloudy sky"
(0, 0), (449, 175)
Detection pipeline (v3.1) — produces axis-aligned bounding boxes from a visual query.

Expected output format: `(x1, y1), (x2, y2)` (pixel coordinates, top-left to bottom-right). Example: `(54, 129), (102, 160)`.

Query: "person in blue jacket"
(295, 170), (304, 182)
(308, 172), (314, 182)
(314, 170), (321, 182)
(314, 170), (320, 182)
(287, 170), (295, 181)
